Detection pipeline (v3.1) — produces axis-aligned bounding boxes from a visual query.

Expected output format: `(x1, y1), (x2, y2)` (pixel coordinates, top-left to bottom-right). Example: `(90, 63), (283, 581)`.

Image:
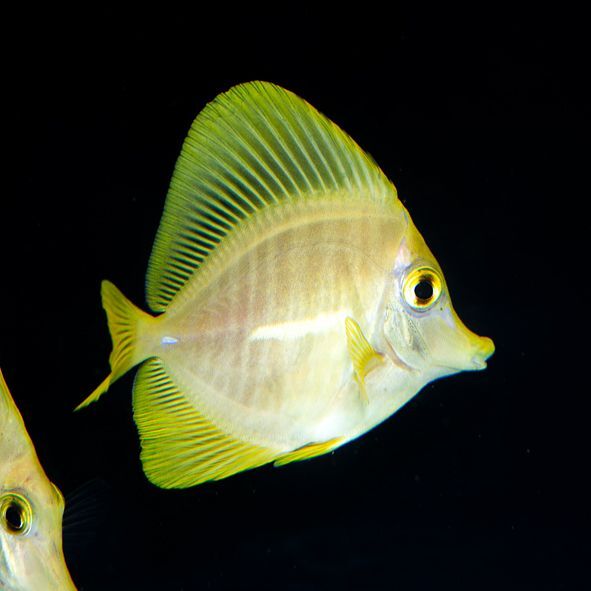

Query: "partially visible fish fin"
(146, 81), (398, 313)
(345, 317), (384, 404)
(274, 437), (343, 467)
(75, 281), (155, 410)
(0, 368), (17, 411)
(0, 368), (27, 436)
(63, 479), (112, 560)
(133, 358), (279, 489)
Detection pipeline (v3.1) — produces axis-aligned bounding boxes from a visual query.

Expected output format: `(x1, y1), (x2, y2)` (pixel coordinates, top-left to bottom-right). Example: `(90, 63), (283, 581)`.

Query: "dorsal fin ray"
(146, 81), (397, 312)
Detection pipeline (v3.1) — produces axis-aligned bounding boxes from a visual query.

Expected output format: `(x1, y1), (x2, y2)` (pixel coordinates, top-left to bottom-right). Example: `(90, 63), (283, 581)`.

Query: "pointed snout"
(470, 335), (495, 370)
(453, 305), (495, 371)
(439, 306), (495, 372)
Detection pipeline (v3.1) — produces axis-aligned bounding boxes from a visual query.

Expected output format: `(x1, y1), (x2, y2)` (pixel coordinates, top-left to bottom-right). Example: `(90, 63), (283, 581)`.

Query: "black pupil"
(5, 503), (24, 532)
(414, 279), (434, 302)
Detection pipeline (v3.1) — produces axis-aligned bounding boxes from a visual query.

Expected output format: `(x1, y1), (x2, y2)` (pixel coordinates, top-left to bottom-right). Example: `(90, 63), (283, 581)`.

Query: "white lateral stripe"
(249, 311), (348, 341)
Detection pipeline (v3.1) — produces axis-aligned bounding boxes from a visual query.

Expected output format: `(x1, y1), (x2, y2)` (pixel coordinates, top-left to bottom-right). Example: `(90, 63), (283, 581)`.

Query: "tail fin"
(76, 280), (155, 411)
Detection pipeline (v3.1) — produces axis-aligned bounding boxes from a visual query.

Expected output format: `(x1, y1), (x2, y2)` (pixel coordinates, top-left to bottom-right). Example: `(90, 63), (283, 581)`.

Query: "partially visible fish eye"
(51, 482), (65, 504)
(403, 267), (442, 311)
(0, 492), (33, 536)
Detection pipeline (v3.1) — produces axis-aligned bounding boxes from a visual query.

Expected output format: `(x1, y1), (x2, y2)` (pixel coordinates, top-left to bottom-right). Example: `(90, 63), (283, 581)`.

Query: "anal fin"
(345, 317), (384, 404)
(133, 359), (279, 489)
(274, 437), (343, 467)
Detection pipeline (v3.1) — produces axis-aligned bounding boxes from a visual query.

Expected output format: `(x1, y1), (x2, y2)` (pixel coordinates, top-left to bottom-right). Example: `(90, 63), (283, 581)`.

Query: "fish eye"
(0, 493), (33, 536)
(51, 482), (65, 505)
(403, 267), (442, 310)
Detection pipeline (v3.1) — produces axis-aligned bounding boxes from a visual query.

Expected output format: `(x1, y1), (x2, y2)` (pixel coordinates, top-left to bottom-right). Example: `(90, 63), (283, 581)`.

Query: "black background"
(1, 5), (583, 591)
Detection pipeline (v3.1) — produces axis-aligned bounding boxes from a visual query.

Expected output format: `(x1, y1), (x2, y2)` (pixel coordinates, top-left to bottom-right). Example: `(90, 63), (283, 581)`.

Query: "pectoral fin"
(345, 317), (384, 404)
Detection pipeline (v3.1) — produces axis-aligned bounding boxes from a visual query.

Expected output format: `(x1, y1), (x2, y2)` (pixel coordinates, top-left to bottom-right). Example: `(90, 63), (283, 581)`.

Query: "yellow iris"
(403, 267), (443, 310)
(0, 493), (33, 536)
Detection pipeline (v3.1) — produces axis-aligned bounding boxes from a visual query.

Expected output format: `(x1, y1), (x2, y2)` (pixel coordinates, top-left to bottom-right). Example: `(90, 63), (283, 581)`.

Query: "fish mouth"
(444, 304), (495, 372)
(471, 336), (495, 370)
(433, 335), (495, 373)
(453, 335), (494, 371)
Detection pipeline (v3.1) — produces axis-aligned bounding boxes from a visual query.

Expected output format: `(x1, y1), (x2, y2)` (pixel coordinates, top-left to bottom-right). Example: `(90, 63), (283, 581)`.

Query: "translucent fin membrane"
(133, 359), (280, 488)
(274, 437), (343, 467)
(76, 281), (153, 410)
(146, 81), (397, 312)
(345, 317), (385, 404)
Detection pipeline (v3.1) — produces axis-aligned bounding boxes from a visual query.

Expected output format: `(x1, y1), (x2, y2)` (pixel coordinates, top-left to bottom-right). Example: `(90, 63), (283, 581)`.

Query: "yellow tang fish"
(0, 370), (77, 590)
(77, 81), (494, 489)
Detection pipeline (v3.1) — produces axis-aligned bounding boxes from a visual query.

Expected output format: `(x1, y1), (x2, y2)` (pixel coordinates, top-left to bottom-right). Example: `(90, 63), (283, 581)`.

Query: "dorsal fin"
(146, 81), (398, 312)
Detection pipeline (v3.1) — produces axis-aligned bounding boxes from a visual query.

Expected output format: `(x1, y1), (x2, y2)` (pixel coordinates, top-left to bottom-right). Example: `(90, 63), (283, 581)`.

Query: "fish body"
(0, 370), (76, 590)
(155, 198), (401, 450)
(78, 82), (494, 488)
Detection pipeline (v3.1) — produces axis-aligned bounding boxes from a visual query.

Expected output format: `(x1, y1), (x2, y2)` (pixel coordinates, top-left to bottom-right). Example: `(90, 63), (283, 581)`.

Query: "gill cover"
(384, 220), (494, 376)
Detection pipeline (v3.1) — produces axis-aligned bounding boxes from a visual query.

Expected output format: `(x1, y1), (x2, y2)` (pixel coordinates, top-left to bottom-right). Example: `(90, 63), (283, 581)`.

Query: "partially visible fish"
(0, 369), (76, 590)
(77, 81), (494, 489)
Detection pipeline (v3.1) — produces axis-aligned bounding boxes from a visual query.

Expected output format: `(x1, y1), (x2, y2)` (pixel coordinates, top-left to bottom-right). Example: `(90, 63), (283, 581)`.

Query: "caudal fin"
(76, 280), (154, 411)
